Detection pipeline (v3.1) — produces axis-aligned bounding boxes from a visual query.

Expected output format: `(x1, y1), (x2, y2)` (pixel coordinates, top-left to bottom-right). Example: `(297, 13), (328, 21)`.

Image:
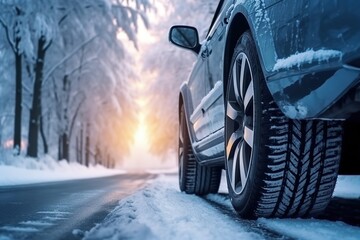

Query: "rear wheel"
(178, 105), (222, 195)
(225, 31), (343, 218)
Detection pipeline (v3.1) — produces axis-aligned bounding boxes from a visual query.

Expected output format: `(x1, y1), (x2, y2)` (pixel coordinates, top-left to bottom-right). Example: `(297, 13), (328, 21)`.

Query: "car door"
(202, 0), (232, 134)
(187, 45), (208, 142)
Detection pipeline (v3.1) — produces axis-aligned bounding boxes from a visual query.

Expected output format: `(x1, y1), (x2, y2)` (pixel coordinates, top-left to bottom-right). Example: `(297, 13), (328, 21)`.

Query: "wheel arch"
(178, 83), (195, 144)
(223, 13), (251, 99)
(178, 92), (184, 121)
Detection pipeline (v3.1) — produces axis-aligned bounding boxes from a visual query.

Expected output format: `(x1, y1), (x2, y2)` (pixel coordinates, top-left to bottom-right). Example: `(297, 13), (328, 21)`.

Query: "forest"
(0, 0), (215, 168)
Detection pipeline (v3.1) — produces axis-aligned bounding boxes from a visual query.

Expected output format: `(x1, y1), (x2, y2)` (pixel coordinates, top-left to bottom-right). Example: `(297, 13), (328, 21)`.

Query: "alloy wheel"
(225, 52), (255, 195)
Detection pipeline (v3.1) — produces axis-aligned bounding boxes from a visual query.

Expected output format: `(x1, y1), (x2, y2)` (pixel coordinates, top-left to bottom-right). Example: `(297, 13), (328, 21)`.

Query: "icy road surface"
(0, 173), (155, 240)
(85, 173), (360, 240)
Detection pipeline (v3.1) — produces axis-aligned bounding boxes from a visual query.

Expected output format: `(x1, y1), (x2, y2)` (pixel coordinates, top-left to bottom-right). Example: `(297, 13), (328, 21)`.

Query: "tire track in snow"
(85, 175), (289, 240)
(204, 194), (293, 240)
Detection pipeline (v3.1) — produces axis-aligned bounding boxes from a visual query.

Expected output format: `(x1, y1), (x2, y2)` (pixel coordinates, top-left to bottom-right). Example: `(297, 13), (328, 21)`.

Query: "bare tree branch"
(22, 81), (32, 95)
(0, 17), (15, 52)
(43, 34), (98, 86)
(69, 93), (86, 139)
(21, 101), (31, 111)
(66, 56), (98, 77)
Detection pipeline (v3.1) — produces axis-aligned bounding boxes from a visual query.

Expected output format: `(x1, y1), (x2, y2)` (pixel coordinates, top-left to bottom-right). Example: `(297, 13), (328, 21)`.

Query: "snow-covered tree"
(0, 2), (33, 154)
(0, 0), (151, 166)
(142, 0), (216, 155)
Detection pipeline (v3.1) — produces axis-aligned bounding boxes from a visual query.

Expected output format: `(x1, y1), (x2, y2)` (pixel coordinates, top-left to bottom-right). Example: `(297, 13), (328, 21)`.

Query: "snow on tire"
(225, 31), (342, 218)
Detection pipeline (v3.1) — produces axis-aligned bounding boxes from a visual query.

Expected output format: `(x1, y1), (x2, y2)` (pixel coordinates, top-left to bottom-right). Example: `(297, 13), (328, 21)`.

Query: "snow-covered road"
(0, 174), (155, 240)
(1, 156), (359, 240)
(84, 173), (360, 240)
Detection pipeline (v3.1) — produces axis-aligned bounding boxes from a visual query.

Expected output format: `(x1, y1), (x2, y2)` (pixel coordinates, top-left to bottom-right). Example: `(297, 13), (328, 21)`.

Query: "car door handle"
(201, 48), (209, 58)
(201, 46), (212, 58)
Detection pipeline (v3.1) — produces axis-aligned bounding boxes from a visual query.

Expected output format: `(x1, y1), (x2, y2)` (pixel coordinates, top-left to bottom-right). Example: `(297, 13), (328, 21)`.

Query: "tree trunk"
(27, 37), (46, 158)
(107, 154), (110, 168)
(57, 133), (69, 161)
(80, 124), (83, 164)
(1, 12), (23, 155)
(76, 135), (80, 163)
(85, 122), (90, 167)
(13, 50), (22, 154)
(95, 145), (101, 165)
(62, 133), (69, 161)
(0, 122), (3, 149)
(58, 136), (62, 160)
(39, 113), (48, 154)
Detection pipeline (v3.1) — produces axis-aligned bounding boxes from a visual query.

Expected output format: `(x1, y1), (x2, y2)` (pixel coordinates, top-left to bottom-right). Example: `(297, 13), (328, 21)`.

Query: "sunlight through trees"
(0, 0), (151, 167)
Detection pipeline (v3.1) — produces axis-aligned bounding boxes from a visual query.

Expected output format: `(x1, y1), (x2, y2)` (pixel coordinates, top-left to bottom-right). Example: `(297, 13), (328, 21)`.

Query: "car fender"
(222, 1), (277, 100)
(225, 1), (360, 120)
(179, 82), (197, 147)
(230, 2), (276, 71)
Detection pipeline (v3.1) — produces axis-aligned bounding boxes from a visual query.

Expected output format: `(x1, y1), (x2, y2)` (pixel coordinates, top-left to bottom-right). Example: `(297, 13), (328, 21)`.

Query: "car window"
(207, 0), (226, 37)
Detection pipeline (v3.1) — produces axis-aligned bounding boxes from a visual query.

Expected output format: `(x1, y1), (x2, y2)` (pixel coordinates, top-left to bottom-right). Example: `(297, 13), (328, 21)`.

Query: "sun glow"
(122, 105), (176, 170)
(134, 114), (149, 149)
(119, 1), (177, 170)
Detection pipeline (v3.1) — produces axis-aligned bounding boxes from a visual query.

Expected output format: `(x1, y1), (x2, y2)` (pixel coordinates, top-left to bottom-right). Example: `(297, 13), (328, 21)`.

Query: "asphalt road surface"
(0, 173), (156, 240)
(1, 172), (359, 240)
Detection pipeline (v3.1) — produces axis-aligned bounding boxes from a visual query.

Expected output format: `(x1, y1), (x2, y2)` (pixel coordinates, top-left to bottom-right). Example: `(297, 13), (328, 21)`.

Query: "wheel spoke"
(231, 142), (241, 188)
(244, 126), (253, 148)
(226, 51), (256, 195)
(239, 142), (247, 186)
(226, 101), (241, 121)
(179, 123), (184, 143)
(226, 129), (242, 158)
(239, 56), (246, 99)
(243, 80), (253, 111)
(179, 146), (184, 157)
(232, 59), (240, 102)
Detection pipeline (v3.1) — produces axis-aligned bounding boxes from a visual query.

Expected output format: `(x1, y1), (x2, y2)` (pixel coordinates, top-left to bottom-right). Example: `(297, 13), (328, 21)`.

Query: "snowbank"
(258, 218), (360, 240)
(84, 174), (360, 240)
(84, 175), (263, 240)
(0, 152), (125, 186)
(333, 175), (360, 199)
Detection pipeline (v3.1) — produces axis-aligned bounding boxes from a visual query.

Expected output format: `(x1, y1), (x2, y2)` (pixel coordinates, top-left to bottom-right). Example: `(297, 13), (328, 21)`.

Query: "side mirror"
(169, 25), (200, 54)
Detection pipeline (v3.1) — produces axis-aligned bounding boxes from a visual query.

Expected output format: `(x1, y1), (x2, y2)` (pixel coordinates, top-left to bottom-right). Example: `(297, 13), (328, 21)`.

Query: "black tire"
(225, 31), (343, 218)
(178, 105), (222, 195)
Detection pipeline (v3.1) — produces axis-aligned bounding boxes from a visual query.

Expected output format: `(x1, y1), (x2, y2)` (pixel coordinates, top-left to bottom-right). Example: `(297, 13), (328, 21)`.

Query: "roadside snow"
(84, 175), (264, 240)
(258, 218), (360, 240)
(333, 175), (360, 199)
(84, 174), (360, 240)
(273, 49), (342, 71)
(0, 153), (125, 186)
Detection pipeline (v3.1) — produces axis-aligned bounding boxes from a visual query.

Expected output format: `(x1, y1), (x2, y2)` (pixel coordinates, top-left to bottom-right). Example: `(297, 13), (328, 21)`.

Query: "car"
(168, 0), (360, 219)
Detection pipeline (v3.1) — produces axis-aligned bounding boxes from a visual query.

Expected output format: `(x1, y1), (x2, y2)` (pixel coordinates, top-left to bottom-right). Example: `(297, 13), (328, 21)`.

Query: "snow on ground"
(258, 218), (360, 240)
(84, 173), (360, 240)
(83, 174), (264, 240)
(333, 175), (360, 199)
(0, 152), (125, 186)
(1, 146), (359, 240)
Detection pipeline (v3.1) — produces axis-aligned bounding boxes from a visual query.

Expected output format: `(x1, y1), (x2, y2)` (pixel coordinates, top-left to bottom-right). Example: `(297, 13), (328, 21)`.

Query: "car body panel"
(263, 0), (360, 119)
(177, 0), (360, 166)
(230, 0), (360, 119)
